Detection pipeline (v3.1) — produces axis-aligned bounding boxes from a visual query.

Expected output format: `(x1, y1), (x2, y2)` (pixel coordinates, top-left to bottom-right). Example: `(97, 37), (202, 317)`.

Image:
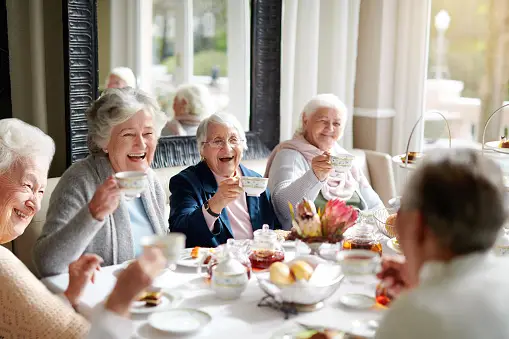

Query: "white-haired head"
(196, 112), (247, 154)
(297, 93), (348, 136)
(87, 87), (168, 153)
(0, 118), (55, 174)
(173, 83), (213, 118)
(105, 67), (137, 88)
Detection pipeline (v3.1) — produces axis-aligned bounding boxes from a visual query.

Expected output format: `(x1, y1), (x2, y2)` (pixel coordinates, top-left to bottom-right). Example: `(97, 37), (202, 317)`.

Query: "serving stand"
(392, 110), (452, 171)
(481, 103), (509, 192)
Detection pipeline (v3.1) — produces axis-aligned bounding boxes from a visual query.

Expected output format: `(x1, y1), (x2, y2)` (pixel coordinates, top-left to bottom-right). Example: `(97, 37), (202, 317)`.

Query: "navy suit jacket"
(169, 161), (281, 248)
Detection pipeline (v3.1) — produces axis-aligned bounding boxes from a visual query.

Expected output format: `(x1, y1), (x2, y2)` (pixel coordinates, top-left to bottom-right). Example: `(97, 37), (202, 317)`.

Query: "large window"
(424, 0), (509, 150)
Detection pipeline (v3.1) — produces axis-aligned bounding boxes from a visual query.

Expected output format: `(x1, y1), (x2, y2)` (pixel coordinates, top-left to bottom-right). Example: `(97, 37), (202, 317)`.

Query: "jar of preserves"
(249, 224), (285, 270)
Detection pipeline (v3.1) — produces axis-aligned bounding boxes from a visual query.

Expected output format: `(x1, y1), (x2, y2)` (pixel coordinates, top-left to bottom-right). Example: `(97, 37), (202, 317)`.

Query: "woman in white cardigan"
(265, 94), (383, 229)
(0, 118), (166, 338)
(376, 148), (509, 339)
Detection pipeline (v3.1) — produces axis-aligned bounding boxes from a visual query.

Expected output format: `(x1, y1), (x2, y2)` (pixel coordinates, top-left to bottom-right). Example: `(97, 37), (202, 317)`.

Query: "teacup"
(240, 176), (268, 197)
(330, 154), (355, 173)
(115, 171), (148, 199)
(140, 233), (186, 265)
(335, 249), (381, 277)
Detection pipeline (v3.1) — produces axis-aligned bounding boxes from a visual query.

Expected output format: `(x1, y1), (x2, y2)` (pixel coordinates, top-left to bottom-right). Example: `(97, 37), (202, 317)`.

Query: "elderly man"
(375, 148), (509, 339)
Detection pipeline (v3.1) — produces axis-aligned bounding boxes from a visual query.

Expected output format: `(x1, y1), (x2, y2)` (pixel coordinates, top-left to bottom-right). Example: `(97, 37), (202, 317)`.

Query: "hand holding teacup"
(311, 152), (334, 181)
(208, 177), (244, 214)
(89, 176), (121, 221)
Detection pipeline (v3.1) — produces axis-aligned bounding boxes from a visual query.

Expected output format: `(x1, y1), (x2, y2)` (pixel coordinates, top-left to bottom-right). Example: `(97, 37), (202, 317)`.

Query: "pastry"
(191, 246), (201, 259)
(400, 151), (421, 164)
(136, 291), (162, 307)
(385, 213), (398, 238)
(274, 229), (291, 242)
(499, 136), (509, 148)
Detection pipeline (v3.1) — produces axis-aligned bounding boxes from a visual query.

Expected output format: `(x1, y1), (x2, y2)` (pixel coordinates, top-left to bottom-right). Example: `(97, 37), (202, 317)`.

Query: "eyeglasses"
(202, 137), (245, 149)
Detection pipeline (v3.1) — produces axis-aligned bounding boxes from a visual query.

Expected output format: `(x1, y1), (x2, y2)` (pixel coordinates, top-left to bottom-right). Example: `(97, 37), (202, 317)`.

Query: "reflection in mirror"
(97, 0), (251, 138)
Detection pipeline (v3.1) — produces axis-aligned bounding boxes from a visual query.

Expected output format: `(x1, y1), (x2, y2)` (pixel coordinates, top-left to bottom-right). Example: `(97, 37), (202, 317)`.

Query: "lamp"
(434, 10), (451, 32)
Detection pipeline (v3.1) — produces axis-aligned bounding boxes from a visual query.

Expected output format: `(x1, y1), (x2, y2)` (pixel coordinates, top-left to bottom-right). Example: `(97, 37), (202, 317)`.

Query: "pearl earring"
(104, 149), (108, 153)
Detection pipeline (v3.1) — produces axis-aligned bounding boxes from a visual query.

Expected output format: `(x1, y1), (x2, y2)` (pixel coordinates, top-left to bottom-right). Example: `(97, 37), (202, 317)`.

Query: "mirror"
(62, 0), (281, 167)
(97, 0), (251, 136)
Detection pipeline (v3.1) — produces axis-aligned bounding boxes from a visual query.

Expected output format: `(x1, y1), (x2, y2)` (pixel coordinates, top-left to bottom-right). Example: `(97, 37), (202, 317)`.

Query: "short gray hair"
(401, 148), (507, 255)
(174, 83), (213, 117)
(87, 87), (168, 153)
(196, 112), (247, 153)
(297, 93), (348, 135)
(0, 118), (55, 174)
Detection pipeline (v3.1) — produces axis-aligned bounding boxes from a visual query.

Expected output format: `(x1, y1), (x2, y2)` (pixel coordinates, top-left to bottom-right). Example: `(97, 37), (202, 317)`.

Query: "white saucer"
(130, 291), (181, 314)
(339, 294), (375, 309)
(387, 238), (402, 254)
(282, 240), (295, 248)
(177, 248), (212, 268)
(149, 308), (211, 335)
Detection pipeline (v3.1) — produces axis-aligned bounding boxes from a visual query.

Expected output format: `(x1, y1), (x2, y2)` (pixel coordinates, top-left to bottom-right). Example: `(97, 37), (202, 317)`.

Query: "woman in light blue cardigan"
(34, 87), (169, 277)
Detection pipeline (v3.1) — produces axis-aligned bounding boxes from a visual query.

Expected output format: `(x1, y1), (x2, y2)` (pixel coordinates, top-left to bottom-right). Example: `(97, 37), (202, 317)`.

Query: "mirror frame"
(62, 0), (282, 168)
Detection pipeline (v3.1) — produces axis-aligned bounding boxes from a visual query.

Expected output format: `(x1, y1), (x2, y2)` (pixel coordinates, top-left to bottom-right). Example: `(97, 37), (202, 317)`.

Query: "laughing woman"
(169, 113), (280, 248)
(34, 87), (169, 277)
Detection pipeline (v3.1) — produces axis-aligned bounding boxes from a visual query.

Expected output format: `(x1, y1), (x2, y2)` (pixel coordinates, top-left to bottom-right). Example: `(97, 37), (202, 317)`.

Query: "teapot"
(198, 239), (252, 280)
(209, 239), (249, 299)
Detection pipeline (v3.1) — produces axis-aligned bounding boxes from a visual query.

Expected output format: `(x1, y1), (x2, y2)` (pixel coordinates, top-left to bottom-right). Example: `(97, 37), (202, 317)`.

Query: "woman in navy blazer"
(169, 113), (280, 248)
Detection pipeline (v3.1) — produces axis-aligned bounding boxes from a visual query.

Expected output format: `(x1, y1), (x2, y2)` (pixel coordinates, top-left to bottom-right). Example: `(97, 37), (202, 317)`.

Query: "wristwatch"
(204, 200), (220, 217)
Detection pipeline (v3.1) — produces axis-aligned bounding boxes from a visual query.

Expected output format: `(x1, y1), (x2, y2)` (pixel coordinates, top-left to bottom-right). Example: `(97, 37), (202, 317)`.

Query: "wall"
(97, 0), (111, 88)
(6, 0), (67, 177)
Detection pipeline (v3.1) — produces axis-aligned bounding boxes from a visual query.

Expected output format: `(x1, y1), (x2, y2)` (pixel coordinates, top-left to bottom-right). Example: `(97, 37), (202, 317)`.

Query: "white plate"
(177, 248), (213, 268)
(149, 308), (211, 335)
(485, 141), (509, 154)
(391, 155), (418, 170)
(282, 240), (296, 248)
(339, 294), (375, 309)
(130, 291), (180, 314)
(386, 238), (402, 254)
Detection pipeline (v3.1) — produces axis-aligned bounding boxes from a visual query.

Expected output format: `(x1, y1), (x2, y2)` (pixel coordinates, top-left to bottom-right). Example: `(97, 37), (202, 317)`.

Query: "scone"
(385, 213), (398, 238)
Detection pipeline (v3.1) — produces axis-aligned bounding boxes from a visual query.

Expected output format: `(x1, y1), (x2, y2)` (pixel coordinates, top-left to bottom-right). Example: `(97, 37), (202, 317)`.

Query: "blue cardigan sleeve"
(168, 172), (221, 248)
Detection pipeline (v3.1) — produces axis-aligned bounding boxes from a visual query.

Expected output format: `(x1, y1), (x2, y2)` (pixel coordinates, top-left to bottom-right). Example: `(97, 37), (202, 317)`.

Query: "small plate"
(130, 291), (181, 314)
(387, 238), (402, 254)
(391, 155), (418, 170)
(177, 248), (212, 268)
(339, 294), (376, 309)
(485, 141), (509, 154)
(282, 240), (296, 248)
(149, 308), (211, 335)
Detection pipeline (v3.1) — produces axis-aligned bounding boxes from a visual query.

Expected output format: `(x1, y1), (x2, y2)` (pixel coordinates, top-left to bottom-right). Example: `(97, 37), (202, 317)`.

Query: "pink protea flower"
(321, 199), (358, 236)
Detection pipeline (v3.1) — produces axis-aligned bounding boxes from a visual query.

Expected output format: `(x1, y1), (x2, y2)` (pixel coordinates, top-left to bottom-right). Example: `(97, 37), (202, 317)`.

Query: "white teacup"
(240, 176), (268, 197)
(115, 171), (148, 199)
(330, 154), (355, 173)
(140, 233), (186, 264)
(335, 249), (381, 277)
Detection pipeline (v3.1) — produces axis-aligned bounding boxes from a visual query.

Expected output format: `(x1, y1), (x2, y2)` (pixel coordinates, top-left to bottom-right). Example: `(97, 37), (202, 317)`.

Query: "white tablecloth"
(42, 247), (395, 339)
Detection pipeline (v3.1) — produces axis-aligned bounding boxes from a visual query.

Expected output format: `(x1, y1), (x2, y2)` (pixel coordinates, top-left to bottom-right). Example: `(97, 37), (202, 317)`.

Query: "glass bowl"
(373, 207), (398, 239)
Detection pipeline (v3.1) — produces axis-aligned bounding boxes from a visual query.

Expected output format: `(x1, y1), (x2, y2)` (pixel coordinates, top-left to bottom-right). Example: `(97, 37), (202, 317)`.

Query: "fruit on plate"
(290, 260), (314, 281)
(270, 262), (295, 285)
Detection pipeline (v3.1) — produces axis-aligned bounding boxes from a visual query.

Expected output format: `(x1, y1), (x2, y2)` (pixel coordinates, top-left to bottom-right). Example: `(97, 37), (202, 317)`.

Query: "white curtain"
(280, 0), (361, 149)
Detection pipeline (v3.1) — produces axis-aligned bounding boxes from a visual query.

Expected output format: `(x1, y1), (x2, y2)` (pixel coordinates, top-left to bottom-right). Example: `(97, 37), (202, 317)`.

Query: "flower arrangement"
(287, 198), (358, 243)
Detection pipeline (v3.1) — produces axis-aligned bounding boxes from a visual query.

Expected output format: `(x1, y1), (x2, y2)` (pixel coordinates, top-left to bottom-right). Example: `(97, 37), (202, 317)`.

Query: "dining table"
(41, 242), (398, 339)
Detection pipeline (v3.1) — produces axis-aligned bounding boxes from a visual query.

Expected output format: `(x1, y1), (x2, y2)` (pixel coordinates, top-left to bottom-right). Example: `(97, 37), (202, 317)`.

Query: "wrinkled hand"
(376, 255), (413, 298)
(64, 254), (103, 307)
(208, 177), (244, 214)
(105, 248), (167, 317)
(311, 152), (333, 182)
(88, 176), (121, 221)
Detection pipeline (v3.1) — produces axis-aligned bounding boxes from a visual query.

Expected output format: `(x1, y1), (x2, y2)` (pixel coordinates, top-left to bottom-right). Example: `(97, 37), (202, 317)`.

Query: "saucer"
(148, 308), (211, 335)
(339, 294), (376, 309)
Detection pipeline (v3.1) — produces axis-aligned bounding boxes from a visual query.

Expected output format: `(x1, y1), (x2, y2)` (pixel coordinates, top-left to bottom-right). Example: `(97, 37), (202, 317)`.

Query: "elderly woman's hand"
(104, 248), (167, 317)
(88, 176), (121, 221)
(311, 152), (333, 182)
(376, 255), (413, 298)
(208, 177), (244, 214)
(64, 253), (103, 307)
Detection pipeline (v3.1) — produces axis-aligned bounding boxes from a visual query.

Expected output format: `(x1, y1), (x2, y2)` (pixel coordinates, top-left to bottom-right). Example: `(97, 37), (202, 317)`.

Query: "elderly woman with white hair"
(265, 93), (383, 229)
(0, 119), (166, 338)
(169, 112), (280, 247)
(34, 87), (169, 277)
(163, 83), (213, 136)
(105, 66), (137, 89)
(375, 148), (509, 339)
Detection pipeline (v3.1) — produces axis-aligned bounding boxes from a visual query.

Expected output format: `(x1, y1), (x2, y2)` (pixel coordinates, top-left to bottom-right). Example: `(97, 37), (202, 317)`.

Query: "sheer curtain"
(280, 0), (361, 149)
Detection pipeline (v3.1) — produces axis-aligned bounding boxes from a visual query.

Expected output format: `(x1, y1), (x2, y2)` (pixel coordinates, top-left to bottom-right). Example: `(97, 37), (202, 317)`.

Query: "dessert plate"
(149, 308), (211, 335)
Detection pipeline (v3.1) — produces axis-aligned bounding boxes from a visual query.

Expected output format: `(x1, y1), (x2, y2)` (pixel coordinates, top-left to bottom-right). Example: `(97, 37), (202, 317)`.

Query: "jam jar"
(249, 224), (285, 270)
(342, 214), (383, 255)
